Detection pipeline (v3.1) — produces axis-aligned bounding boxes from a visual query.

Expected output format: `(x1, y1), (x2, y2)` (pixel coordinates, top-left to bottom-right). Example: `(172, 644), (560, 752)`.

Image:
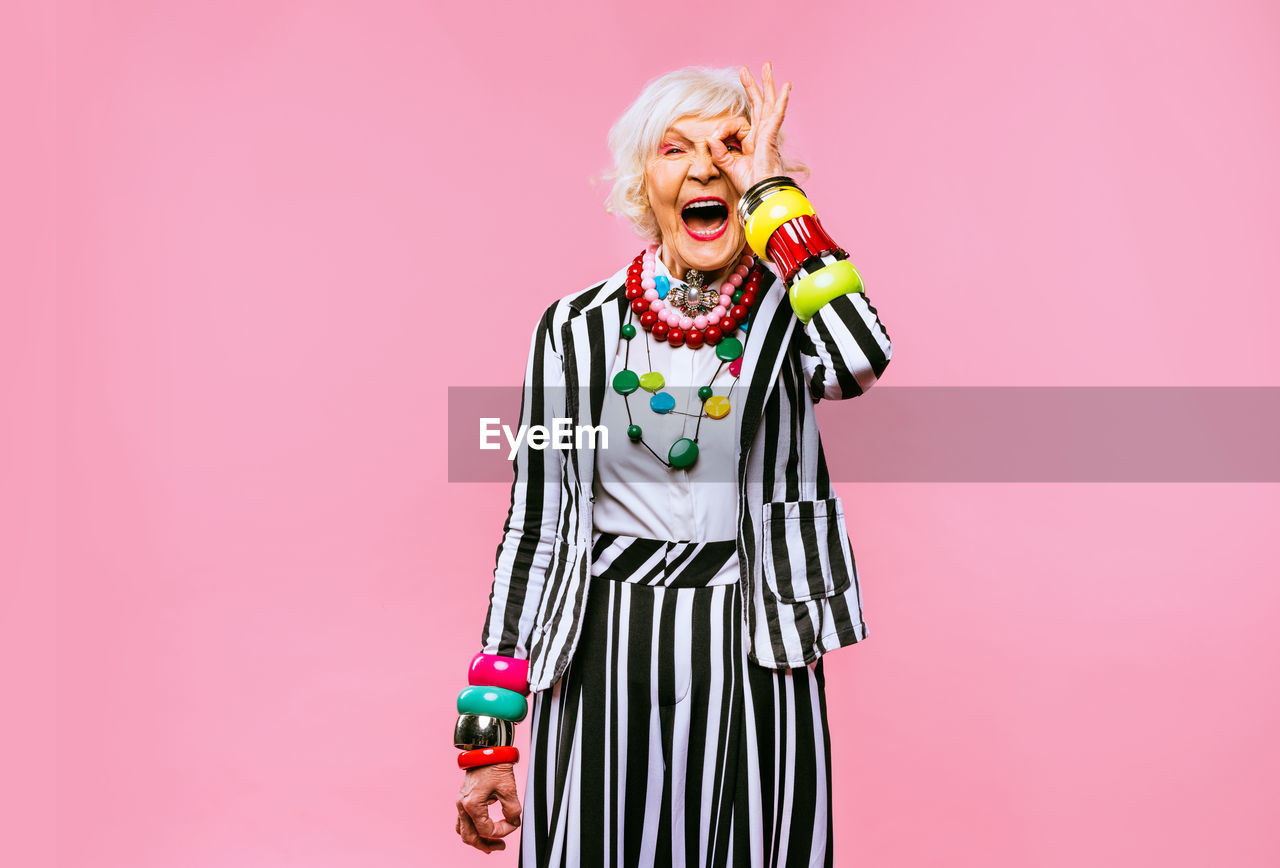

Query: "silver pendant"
(670, 269), (719, 316)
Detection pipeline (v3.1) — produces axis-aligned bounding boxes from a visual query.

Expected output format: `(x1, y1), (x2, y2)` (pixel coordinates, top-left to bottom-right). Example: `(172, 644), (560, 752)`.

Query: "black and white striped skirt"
(520, 533), (833, 867)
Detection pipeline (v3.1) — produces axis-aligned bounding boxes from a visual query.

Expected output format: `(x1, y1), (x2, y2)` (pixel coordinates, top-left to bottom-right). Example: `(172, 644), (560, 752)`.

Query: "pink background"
(12, 0), (1280, 865)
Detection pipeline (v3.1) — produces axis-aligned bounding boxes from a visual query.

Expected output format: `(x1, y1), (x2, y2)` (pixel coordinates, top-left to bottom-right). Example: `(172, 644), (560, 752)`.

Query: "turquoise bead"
(668, 437), (699, 469)
(621, 323), (636, 339)
(715, 337), (744, 362)
(654, 275), (670, 299)
(457, 685), (528, 723)
(697, 385), (713, 401)
(612, 369), (640, 395)
(650, 392), (676, 414)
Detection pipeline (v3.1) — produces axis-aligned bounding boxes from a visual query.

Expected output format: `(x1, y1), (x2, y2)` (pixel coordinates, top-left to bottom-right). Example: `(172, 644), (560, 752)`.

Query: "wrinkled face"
(644, 113), (748, 276)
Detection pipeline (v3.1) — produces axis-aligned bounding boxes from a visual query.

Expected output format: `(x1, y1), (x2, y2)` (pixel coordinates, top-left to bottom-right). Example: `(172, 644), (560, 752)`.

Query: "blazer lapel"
(561, 278), (628, 519)
(736, 266), (798, 454)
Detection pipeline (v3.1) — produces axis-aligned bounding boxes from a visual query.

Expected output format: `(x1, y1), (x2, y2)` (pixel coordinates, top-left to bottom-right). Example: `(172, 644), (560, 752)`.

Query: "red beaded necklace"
(624, 247), (764, 348)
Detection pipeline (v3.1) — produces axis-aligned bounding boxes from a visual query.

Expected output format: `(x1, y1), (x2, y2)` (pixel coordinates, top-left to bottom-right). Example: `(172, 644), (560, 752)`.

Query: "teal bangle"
(456, 684), (529, 723)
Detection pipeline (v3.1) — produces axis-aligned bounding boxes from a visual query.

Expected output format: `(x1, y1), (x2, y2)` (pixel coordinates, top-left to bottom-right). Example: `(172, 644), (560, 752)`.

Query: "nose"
(688, 142), (719, 183)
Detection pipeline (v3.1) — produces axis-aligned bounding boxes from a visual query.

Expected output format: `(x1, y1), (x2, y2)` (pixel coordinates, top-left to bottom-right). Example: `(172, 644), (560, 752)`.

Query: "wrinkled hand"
(708, 61), (793, 197)
(455, 763), (522, 854)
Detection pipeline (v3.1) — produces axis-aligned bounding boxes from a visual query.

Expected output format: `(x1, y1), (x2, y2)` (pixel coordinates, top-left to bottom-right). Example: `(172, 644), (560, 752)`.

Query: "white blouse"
(591, 246), (761, 543)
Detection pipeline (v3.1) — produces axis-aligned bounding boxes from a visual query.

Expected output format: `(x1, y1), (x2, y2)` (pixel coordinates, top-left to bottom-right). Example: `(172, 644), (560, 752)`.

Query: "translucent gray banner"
(447, 386), (1280, 482)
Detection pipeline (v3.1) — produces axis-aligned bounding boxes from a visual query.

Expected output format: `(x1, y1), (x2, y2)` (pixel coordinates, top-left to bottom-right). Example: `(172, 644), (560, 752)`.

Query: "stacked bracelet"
(467, 653), (531, 696)
(458, 746), (519, 769)
(453, 712), (515, 750)
(736, 175), (865, 324)
(454, 652), (530, 770)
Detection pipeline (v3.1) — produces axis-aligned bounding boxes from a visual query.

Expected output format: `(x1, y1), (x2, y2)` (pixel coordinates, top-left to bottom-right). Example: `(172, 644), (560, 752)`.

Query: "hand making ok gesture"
(708, 61), (794, 196)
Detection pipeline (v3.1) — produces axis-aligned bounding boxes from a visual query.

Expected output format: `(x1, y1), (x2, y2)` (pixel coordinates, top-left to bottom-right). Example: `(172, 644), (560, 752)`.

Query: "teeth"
(683, 199), (727, 237)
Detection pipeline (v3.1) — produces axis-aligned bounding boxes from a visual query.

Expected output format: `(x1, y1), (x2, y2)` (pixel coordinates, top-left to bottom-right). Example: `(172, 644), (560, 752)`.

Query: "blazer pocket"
(761, 498), (855, 604)
(538, 537), (580, 620)
(530, 539), (580, 645)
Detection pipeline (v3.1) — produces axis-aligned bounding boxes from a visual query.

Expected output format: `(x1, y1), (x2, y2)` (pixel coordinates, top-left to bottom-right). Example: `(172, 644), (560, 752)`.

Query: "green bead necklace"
(611, 258), (761, 470)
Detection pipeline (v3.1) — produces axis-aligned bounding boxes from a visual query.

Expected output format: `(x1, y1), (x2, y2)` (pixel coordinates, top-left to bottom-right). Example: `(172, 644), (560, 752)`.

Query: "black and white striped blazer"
(481, 254), (893, 693)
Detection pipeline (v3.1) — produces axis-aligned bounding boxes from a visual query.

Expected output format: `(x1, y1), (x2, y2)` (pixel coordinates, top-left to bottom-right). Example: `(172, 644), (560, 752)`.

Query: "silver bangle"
(453, 713), (515, 750)
(736, 174), (805, 225)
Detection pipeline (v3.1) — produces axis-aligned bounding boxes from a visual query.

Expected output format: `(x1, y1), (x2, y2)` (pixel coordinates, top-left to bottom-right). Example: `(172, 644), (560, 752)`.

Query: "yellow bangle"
(742, 188), (815, 259)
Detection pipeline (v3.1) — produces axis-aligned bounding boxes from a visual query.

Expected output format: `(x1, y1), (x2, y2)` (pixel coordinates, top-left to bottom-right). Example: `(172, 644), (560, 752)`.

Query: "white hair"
(599, 66), (809, 243)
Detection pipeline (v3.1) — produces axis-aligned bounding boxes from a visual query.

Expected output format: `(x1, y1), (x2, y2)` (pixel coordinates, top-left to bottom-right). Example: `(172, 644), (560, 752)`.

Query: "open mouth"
(680, 197), (729, 241)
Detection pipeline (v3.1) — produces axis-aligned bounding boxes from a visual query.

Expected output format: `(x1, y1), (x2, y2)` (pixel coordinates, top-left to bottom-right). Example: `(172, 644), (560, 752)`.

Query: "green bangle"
(456, 684), (529, 723)
(789, 259), (865, 324)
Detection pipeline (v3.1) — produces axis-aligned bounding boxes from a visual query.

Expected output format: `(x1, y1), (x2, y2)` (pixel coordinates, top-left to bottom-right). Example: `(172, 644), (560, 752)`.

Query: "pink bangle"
(468, 652), (530, 696)
(458, 746), (519, 769)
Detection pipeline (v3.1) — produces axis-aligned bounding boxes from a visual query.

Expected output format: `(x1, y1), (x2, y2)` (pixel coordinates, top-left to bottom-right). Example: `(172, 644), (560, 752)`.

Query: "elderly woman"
(453, 63), (893, 865)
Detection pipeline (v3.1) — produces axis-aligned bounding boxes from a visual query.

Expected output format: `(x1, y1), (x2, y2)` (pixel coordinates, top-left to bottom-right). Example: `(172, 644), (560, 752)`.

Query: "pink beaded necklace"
(625, 244), (763, 347)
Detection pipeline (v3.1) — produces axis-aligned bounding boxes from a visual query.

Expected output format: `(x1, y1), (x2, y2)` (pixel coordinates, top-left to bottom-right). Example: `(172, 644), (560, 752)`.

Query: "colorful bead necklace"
(626, 245), (762, 347)
(613, 246), (765, 469)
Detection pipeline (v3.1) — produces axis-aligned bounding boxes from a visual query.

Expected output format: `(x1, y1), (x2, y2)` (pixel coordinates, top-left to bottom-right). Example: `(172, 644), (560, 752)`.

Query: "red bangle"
(766, 213), (841, 285)
(457, 746), (519, 769)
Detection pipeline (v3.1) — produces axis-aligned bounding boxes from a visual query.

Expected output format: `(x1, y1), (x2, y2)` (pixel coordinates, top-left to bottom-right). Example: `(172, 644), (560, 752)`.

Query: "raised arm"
(479, 301), (565, 658)
(707, 62), (894, 401)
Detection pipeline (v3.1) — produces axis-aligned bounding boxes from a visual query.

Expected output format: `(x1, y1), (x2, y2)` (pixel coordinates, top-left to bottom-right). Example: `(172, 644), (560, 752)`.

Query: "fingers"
(726, 116), (752, 139)
(494, 768), (523, 827)
(774, 81), (792, 127)
(740, 65), (763, 122)
(708, 119), (751, 161)
(741, 63), (791, 130)
(466, 798), (519, 840)
(706, 123), (752, 194)
(708, 125), (728, 161)
(738, 63), (790, 182)
(456, 799), (506, 853)
(753, 76), (792, 143)
(496, 788), (523, 828)
(706, 131), (727, 163)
